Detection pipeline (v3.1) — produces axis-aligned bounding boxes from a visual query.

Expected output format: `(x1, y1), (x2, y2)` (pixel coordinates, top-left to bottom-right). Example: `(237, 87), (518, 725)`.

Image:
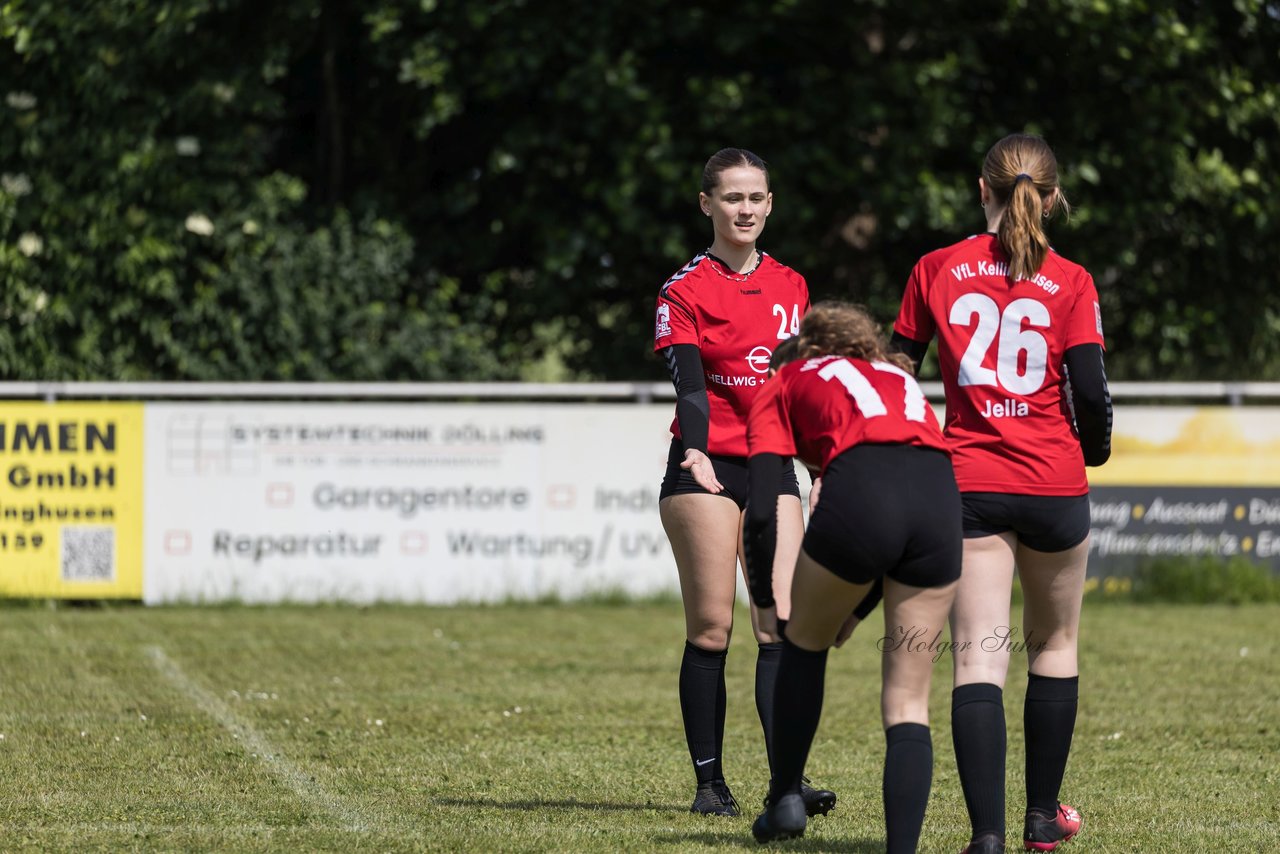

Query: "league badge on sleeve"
(656, 304), (672, 340)
(1094, 301), (1103, 336)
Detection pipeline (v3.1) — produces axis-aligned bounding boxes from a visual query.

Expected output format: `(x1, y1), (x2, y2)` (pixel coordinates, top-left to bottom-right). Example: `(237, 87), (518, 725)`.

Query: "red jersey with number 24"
(747, 355), (949, 475)
(894, 234), (1105, 495)
(654, 252), (809, 457)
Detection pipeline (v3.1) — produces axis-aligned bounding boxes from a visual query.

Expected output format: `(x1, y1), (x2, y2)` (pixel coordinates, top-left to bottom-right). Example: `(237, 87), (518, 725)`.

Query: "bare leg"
(950, 533), (1018, 687)
(1018, 537), (1089, 678)
(661, 494), (743, 650)
(881, 578), (958, 728)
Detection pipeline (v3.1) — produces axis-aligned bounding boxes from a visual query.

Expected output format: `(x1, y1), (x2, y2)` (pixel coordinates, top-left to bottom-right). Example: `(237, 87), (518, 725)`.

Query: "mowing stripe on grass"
(145, 645), (372, 834)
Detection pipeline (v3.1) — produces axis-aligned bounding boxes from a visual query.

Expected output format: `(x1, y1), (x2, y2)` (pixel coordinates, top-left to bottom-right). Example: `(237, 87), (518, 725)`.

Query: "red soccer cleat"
(1023, 803), (1083, 851)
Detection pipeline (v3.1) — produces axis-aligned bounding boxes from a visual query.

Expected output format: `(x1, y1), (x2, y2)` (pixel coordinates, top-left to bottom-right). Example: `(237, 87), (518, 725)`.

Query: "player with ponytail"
(892, 133), (1111, 853)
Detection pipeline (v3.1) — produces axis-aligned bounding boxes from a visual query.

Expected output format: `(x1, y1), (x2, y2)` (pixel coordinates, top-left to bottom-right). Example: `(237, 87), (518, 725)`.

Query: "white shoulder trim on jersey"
(661, 254), (707, 293)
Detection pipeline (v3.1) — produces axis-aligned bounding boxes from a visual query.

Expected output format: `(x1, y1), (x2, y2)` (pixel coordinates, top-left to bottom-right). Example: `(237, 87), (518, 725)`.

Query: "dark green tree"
(3, 0), (1277, 381)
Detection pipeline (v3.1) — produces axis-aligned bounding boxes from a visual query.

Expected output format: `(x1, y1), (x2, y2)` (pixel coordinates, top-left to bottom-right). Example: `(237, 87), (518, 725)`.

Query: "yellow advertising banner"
(1082, 406), (1280, 569)
(0, 402), (143, 598)
(1089, 406), (1280, 486)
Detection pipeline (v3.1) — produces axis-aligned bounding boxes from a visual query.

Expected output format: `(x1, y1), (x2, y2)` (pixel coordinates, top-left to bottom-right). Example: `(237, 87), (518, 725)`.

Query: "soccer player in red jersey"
(654, 148), (835, 818)
(891, 134), (1112, 854)
(743, 302), (961, 852)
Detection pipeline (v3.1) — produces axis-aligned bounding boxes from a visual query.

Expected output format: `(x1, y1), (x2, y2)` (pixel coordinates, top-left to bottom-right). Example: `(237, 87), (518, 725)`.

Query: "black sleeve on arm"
(890, 331), (930, 376)
(664, 344), (710, 454)
(852, 577), (883, 620)
(743, 453), (786, 609)
(1062, 343), (1113, 466)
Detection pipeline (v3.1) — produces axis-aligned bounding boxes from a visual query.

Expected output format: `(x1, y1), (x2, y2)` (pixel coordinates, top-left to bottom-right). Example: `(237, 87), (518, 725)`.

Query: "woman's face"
(700, 166), (772, 249)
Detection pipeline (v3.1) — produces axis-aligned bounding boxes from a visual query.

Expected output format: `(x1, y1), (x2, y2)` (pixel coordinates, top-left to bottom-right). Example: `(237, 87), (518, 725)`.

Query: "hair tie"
(1014, 173), (1034, 184)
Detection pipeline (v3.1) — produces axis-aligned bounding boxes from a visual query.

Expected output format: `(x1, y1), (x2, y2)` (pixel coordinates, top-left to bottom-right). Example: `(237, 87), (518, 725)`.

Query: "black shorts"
(960, 492), (1091, 552)
(802, 444), (961, 589)
(659, 437), (801, 511)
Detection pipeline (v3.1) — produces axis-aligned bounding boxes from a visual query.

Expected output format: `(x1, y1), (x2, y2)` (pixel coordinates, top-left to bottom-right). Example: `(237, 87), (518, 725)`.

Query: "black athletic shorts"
(960, 492), (1091, 552)
(659, 437), (801, 511)
(802, 444), (961, 589)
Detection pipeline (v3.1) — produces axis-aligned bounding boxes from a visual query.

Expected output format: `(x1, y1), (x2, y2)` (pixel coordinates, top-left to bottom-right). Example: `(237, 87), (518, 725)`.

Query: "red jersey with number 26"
(747, 355), (949, 475)
(894, 234), (1105, 495)
(655, 252), (809, 457)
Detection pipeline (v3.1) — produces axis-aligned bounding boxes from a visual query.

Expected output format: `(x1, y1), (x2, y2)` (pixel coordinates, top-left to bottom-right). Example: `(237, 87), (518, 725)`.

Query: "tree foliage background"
(2, 0), (1277, 382)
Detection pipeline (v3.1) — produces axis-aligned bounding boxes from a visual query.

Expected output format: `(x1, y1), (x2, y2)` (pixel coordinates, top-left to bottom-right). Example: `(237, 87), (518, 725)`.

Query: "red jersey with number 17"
(894, 234), (1105, 495)
(654, 252), (809, 457)
(747, 355), (949, 475)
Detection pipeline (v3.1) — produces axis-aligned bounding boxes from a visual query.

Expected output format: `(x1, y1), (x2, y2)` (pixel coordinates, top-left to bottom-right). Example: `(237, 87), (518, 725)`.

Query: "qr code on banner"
(61, 526), (116, 583)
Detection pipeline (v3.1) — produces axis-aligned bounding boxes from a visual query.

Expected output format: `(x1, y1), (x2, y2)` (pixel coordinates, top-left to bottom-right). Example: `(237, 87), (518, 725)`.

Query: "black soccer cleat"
(752, 792), (807, 843)
(766, 775), (837, 817)
(800, 775), (837, 817)
(691, 780), (740, 817)
(960, 831), (1006, 853)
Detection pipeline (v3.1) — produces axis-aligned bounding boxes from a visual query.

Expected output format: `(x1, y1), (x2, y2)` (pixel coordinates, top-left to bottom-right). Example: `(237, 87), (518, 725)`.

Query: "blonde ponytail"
(999, 175), (1050, 282)
(983, 134), (1070, 283)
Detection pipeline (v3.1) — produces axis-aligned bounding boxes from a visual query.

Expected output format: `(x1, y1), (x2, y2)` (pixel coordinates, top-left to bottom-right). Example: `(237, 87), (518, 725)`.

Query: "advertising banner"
(0, 402), (144, 598)
(1088, 406), (1280, 571)
(2, 398), (1269, 603)
(142, 403), (688, 604)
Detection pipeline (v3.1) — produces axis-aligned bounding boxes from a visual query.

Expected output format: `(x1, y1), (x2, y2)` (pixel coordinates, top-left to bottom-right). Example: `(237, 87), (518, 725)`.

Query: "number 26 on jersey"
(949, 295), (1049, 396)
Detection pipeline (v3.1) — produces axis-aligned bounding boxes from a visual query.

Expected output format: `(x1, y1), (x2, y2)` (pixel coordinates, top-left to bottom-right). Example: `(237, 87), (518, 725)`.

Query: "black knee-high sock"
(1025, 673), (1079, 815)
(952, 683), (1006, 840)
(680, 641), (728, 784)
(884, 723), (933, 854)
(755, 641), (784, 772)
(766, 638), (828, 801)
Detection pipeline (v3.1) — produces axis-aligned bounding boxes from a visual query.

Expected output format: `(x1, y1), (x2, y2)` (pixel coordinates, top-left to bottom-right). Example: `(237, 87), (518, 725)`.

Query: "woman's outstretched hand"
(680, 448), (723, 493)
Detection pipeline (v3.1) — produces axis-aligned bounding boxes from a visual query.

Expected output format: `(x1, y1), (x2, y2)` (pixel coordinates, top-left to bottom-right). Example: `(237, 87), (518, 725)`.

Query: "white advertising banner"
(143, 403), (688, 604)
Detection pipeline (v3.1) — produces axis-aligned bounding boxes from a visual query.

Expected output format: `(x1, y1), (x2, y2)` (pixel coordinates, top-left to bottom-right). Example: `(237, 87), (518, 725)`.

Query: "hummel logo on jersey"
(740, 288), (761, 295)
(695, 758), (716, 767)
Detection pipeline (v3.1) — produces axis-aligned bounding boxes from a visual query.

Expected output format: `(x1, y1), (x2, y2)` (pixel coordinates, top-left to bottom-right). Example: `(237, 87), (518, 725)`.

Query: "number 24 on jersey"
(773, 304), (800, 339)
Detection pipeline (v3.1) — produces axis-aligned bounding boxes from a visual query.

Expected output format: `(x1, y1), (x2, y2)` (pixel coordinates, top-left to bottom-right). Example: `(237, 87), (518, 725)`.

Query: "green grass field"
(0, 599), (1276, 852)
